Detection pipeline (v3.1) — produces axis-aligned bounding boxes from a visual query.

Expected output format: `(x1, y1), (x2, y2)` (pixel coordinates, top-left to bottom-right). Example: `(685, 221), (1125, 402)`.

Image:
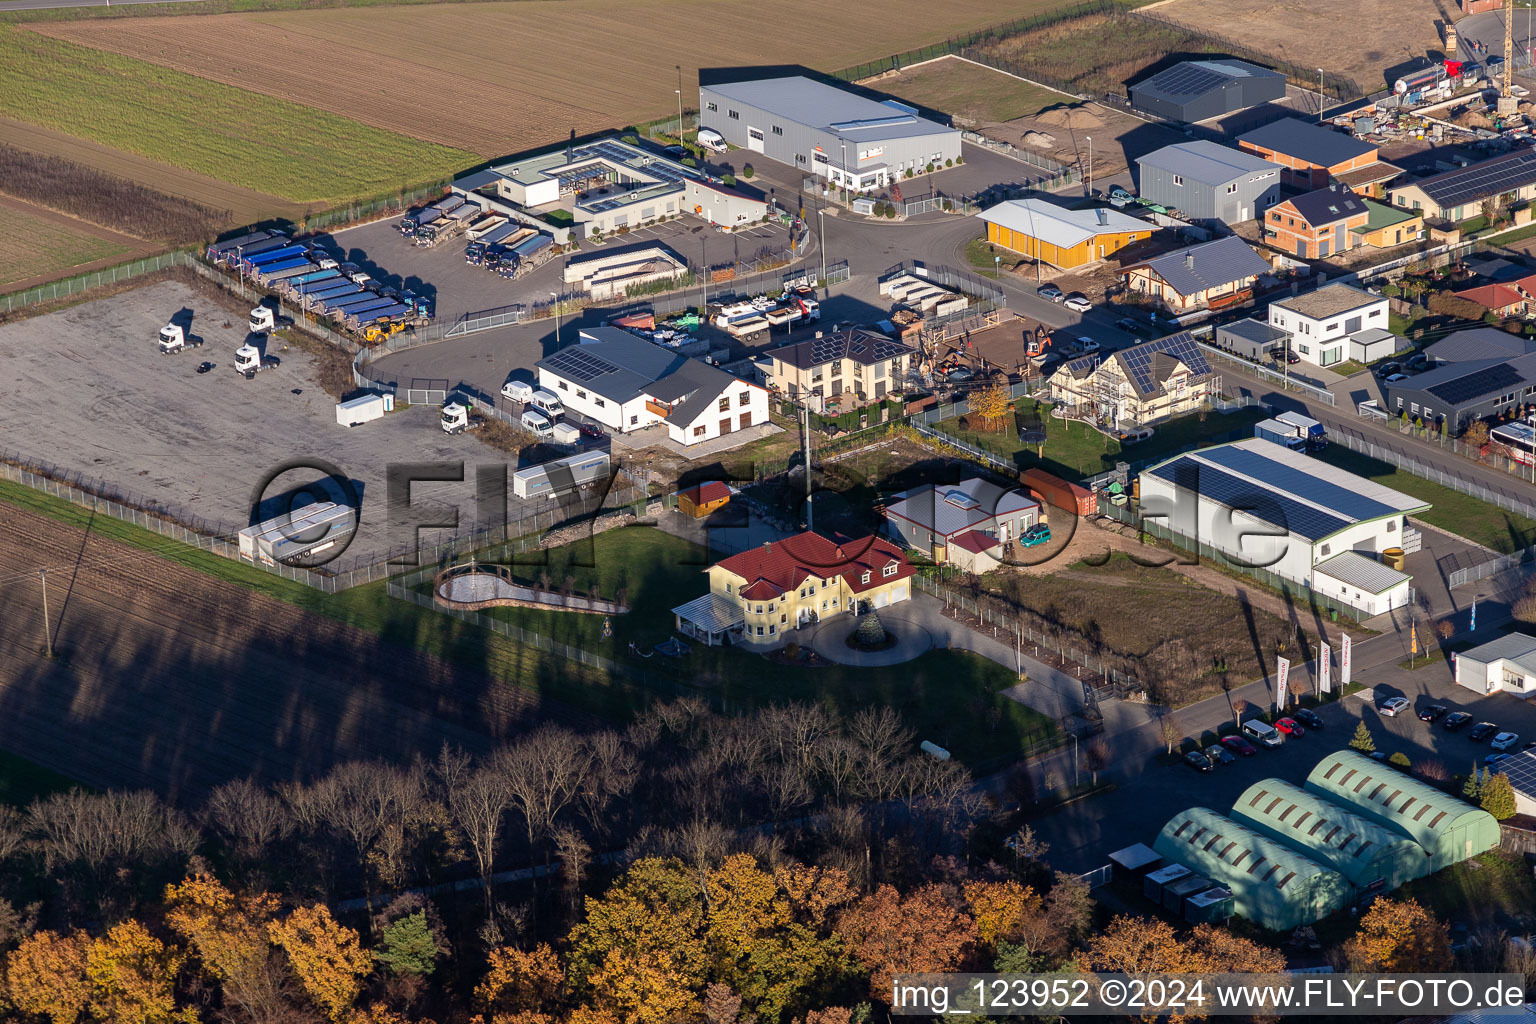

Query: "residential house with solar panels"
(1047, 333), (1217, 428)
(1153, 807), (1350, 931)
(1306, 750), (1499, 872)
(698, 75), (960, 191)
(1129, 59), (1287, 122)
(1387, 149), (1536, 222)
(1382, 351), (1536, 433)
(976, 199), (1154, 270)
(1230, 779), (1430, 893)
(453, 135), (767, 242)
(1137, 438), (1429, 615)
(1236, 117), (1402, 194)
(1267, 283), (1395, 368)
(1452, 632), (1536, 699)
(671, 531), (916, 646)
(1135, 141), (1282, 227)
(882, 478), (1041, 572)
(1120, 235), (1272, 315)
(536, 328), (768, 446)
(753, 326), (915, 410)
(1495, 750), (1536, 817)
(1264, 184), (1370, 258)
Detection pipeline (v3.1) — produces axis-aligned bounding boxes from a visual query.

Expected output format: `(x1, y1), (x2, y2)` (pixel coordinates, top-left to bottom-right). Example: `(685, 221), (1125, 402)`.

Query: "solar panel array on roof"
(1146, 460), (1351, 541)
(1148, 63), (1231, 99)
(1196, 446), (1397, 522)
(544, 347), (620, 383)
(1117, 332), (1211, 396)
(1501, 750), (1536, 798)
(1425, 362), (1525, 404)
(1418, 151), (1536, 209)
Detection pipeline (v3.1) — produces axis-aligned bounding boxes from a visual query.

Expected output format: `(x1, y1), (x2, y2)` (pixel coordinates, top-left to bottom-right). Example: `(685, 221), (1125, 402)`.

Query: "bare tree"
(1158, 711), (1183, 755)
(760, 702), (834, 775)
(552, 824), (591, 918)
(813, 734), (861, 805)
(289, 761), (416, 920)
(849, 706), (914, 803)
(203, 778), (291, 882)
(499, 727), (590, 923)
(442, 759), (515, 923)
(0, 805), (25, 863)
(756, 760), (813, 827)
(577, 730), (639, 844)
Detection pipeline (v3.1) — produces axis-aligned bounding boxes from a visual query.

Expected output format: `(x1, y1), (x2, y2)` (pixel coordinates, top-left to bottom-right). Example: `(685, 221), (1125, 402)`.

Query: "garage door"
(874, 591), (889, 609)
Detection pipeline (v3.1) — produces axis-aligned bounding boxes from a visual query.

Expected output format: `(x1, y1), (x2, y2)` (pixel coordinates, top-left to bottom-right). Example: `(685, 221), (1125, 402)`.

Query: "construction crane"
(1499, 0), (1519, 115)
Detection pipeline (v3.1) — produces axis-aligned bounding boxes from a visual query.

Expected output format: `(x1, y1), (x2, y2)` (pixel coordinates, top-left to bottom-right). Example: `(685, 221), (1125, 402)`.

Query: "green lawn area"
(0, 480), (1051, 768)
(1315, 447), (1536, 554)
(881, 55), (1074, 124)
(0, 205), (133, 288)
(966, 236), (1010, 275)
(937, 398), (1267, 480)
(0, 748), (85, 806)
(0, 26), (474, 203)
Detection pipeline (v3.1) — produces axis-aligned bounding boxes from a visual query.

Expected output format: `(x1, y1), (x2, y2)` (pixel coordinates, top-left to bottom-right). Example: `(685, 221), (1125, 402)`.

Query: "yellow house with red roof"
(671, 531), (915, 646)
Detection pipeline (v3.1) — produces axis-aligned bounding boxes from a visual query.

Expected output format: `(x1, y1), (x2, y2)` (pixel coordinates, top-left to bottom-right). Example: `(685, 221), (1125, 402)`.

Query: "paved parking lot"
(0, 279), (508, 570)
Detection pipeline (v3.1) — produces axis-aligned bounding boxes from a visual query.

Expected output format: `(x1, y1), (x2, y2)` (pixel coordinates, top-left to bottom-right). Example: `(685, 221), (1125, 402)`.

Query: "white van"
(1241, 719), (1284, 748)
(520, 408), (554, 437)
(530, 388), (565, 419)
(502, 379), (535, 403)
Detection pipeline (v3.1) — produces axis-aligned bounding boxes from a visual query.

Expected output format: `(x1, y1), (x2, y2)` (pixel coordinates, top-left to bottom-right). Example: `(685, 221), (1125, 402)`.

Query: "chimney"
(763, 541), (772, 553)
(1096, 207), (1109, 225)
(835, 545), (845, 559)
(1185, 250), (1195, 270)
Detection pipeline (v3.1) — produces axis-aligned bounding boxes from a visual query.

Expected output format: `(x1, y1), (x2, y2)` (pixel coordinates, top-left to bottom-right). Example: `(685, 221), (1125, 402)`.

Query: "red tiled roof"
(680, 481), (731, 506)
(714, 531), (914, 598)
(950, 530), (999, 555)
(1456, 283), (1525, 310)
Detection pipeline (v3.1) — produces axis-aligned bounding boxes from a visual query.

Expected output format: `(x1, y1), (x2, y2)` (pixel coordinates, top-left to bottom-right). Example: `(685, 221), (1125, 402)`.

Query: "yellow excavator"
(362, 319), (407, 344)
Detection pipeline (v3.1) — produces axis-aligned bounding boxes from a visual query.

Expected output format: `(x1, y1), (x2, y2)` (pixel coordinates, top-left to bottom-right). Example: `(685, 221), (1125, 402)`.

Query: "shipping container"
(336, 393), (392, 427)
(1022, 468), (1096, 517)
(255, 258), (317, 283)
(512, 451), (610, 500)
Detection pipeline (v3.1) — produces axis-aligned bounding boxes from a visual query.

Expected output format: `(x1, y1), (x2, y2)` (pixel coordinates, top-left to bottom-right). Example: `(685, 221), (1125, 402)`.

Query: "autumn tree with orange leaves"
(269, 905), (374, 1021)
(1343, 897), (1452, 972)
(836, 883), (978, 999)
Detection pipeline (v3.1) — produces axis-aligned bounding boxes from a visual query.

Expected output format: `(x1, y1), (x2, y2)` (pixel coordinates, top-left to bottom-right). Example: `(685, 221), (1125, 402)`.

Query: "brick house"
(1264, 184), (1369, 258)
(1237, 117), (1400, 193)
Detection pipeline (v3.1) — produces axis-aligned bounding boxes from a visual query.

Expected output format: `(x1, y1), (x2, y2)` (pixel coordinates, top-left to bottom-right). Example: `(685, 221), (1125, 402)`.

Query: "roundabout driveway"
(809, 611), (934, 667)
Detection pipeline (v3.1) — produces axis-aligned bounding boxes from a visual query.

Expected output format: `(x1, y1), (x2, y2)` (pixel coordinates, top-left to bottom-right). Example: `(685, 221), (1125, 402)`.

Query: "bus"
(1488, 421), (1536, 465)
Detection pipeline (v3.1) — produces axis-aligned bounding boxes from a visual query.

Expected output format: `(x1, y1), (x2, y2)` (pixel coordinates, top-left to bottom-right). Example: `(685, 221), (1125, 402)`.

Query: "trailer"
(346, 302), (411, 329)
(445, 202), (482, 223)
(414, 220), (464, 248)
(308, 282), (363, 303)
(310, 287), (368, 313)
(512, 233), (553, 259)
(465, 214), (509, 240)
(336, 392), (392, 427)
(512, 451), (610, 500)
(284, 269), (343, 296)
(208, 229), (282, 263)
(327, 294), (393, 316)
(1254, 418), (1307, 451)
(243, 245), (308, 269)
(213, 234), (290, 265)
(1274, 410), (1326, 450)
(238, 501), (356, 567)
(431, 194), (466, 215)
(254, 258), (317, 284)
(480, 222), (523, 248)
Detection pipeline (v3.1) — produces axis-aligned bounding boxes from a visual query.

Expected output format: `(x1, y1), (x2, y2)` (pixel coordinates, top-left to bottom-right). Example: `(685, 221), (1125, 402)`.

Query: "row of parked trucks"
(464, 223), (556, 280)
(207, 229), (432, 342)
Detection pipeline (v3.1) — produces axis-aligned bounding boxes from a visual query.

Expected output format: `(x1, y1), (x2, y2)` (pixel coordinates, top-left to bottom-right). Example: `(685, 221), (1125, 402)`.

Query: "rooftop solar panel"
(546, 348), (620, 383)
(1196, 446), (1397, 522)
(1147, 459), (1352, 541)
(1151, 64), (1229, 98)
(1419, 151), (1536, 209)
(1425, 362), (1525, 404)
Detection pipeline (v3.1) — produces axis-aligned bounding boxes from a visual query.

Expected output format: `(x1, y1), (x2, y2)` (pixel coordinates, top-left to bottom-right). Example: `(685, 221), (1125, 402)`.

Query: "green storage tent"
(1231, 778), (1430, 892)
(1305, 750), (1500, 872)
(1154, 807), (1350, 931)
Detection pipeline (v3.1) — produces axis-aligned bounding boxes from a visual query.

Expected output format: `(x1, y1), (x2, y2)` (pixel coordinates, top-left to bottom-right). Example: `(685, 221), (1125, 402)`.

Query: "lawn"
(0, 479), (1051, 768)
(937, 397), (1267, 480)
(967, 237), (1012, 275)
(0, 25), (474, 203)
(878, 55), (1074, 125)
(0, 204), (132, 287)
(1315, 447), (1536, 554)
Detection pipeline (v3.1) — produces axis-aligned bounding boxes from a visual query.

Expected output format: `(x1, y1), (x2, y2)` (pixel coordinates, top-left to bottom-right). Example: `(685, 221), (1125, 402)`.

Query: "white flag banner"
(1341, 634), (1352, 687)
(1277, 656), (1291, 709)
(1319, 642), (1332, 695)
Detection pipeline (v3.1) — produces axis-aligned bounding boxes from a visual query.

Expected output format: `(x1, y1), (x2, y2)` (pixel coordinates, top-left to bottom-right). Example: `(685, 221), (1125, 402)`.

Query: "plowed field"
(0, 501), (588, 804)
(39, 0), (1072, 155)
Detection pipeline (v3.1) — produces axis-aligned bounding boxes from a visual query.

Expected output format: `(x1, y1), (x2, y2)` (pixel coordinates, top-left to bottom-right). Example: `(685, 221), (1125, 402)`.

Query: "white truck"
(157, 323), (198, 355)
(248, 306), (288, 333)
(441, 399), (482, 435)
(234, 344), (267, 379)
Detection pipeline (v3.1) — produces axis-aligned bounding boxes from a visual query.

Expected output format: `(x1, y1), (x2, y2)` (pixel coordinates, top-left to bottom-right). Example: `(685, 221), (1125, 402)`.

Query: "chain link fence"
(2, 250), (194, 314)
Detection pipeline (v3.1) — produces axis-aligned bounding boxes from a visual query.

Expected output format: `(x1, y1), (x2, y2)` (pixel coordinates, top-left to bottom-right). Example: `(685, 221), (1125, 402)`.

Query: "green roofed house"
(1305, 749), (1499, 872)
(1230, 779), (1430, 893)
(1154, 807), (1350, 930)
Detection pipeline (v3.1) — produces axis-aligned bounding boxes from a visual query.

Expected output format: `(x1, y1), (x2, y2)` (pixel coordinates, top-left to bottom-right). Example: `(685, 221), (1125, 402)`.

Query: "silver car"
(1378, 696), (1410, 717)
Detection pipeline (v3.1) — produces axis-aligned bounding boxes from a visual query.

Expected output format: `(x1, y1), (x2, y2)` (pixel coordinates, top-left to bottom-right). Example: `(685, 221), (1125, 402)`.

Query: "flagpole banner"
(1341, 634), (1352, 687)
(1319, 642), (1332, 695)
(1276, 656), (1290, 709)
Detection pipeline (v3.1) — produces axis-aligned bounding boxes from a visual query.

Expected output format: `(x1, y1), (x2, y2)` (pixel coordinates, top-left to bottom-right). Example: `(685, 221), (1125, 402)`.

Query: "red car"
(1221, 735), (1257, 757)
(1275, 717), (1306, 738)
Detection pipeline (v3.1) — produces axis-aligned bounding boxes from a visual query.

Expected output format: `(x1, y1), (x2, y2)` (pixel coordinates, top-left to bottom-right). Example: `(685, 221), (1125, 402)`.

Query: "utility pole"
(1317, 68), (1326, 121)
(39, 569), (53, 659)
(817, 207), (827, 287)
(701, 235), (709, 310)
(551, 290), (562, 348)
(802, 399), (814, 531)
(1085, 136), (1093, 196)
(675, 65), (685, 139)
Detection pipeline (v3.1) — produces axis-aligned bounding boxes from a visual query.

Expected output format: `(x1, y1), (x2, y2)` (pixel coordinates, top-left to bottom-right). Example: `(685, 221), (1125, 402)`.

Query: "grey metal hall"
(699, 75), (961, 191)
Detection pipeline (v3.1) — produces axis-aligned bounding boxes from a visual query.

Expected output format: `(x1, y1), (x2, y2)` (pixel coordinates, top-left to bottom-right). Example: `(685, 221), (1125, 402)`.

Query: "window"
(718, 396), (730, 412)
(693, 425), (706, 437)
(756, 626), (764, 636)
(557, 381), (568, 390)
(861, 571), (871, 584)
(576, 388), (587, 399)
(795, 154), (806, 164)
(728, 109), (740, 120)
(1320, 543), (1331, 556)
(1325, 322), (1339, 333)
(1173, 175), (1184, 186)
(630, 414), (639, 425)
(768, 624), (775, 635)
(780, 613), (787, 624)
(595, 398), (605, 408)
(755, 605), (763, 614)
(1345, 315), (1362, 333)
(706, 101), (718, 112)
(772, 125), (783, 135)
(1226, 183), (1238, 194)
(1387, 520), (1397, 532)
(1424, 406), (1433, 418)
(768, 603), (774, 611)
(1410, 402), (1419, 415)
(1395, 397), (1403, 409)
(883, 563), (897, 577)
(739, 391), (750, 407)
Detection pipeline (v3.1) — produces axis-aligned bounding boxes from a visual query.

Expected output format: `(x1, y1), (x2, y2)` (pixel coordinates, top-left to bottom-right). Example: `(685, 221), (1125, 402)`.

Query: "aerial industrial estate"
(10, 0), (1536, 1018)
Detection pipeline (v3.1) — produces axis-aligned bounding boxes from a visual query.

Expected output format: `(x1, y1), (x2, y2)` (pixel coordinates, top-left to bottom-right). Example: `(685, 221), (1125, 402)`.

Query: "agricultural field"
(865, 55), (1075, 127)
(39, 0), (1079, 157)
(0, 198), (138, 289)
(1144, 0), (1444, 94)
(0, 25), (475, 204)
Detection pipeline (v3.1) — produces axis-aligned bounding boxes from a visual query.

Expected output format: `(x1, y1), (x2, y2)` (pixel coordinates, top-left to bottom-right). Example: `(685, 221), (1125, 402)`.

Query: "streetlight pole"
(839, 142), (847, 201)
(817, 207), (827, 287)
(1317, 68), (1326, 122)
(39, 569), (53, 659)
(675, 65), (684, 140)
(802, 399), (814, 531)
(1085, 136), (1093, 197)
(550, 290), (561, 348)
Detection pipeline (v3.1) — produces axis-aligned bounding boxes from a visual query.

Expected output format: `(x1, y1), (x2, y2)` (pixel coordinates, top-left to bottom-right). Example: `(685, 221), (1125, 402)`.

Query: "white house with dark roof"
(753, 326), (915, 409)
(536, 327), (767, 446)
(1267, 283), (1391, 368)
(1136, 140), (1282, 226)
(882, 477), (1040, 570)
(1120, 235), (1271, 314)
(1047, 332), (1216, 428)
(1453, 633), (1536, 699)
(1139, 438), (1429, 614)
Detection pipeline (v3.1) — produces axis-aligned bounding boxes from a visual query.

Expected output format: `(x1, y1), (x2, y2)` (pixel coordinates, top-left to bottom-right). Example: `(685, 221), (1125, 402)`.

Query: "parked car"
(1274, 717), (1305, 737)
(1378, 696), (1410, 717)
(1220, 735), (1257, 757)
(1491, 731), (1521, 751)
(1406, 353), (1431, 371)
(1108, 186), (1135, 208)
(1019, 523), (1052, 548)
(1485, 752), (1512, 768)
(1037, 283), (1065, 302)
(502, 380), (535, 403)
(1444, 711), (1474, 730)
(1118, 426), (1154, 444)
(1383, 373), (1410, 383)
(1417, 703), (1448, 722)
(1375, 362), (1402, 379)
(1292, 708), (1324, 730)
(1183, 749), (1215, 773)
(1369, 750), (1389, 762)
(1114, 317), (1141, 333)
(1469, 721), (1499, 742)
(947, 367), (976, 383)
(577, 422), (606, 439)
(663, 144), (687, 159)
(1204, 744), (1236, 766)
(1063, 293), (1093, 313)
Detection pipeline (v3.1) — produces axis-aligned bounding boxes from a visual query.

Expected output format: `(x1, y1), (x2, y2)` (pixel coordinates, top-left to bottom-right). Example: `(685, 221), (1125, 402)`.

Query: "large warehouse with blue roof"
(1138, 438), (1429, 616)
